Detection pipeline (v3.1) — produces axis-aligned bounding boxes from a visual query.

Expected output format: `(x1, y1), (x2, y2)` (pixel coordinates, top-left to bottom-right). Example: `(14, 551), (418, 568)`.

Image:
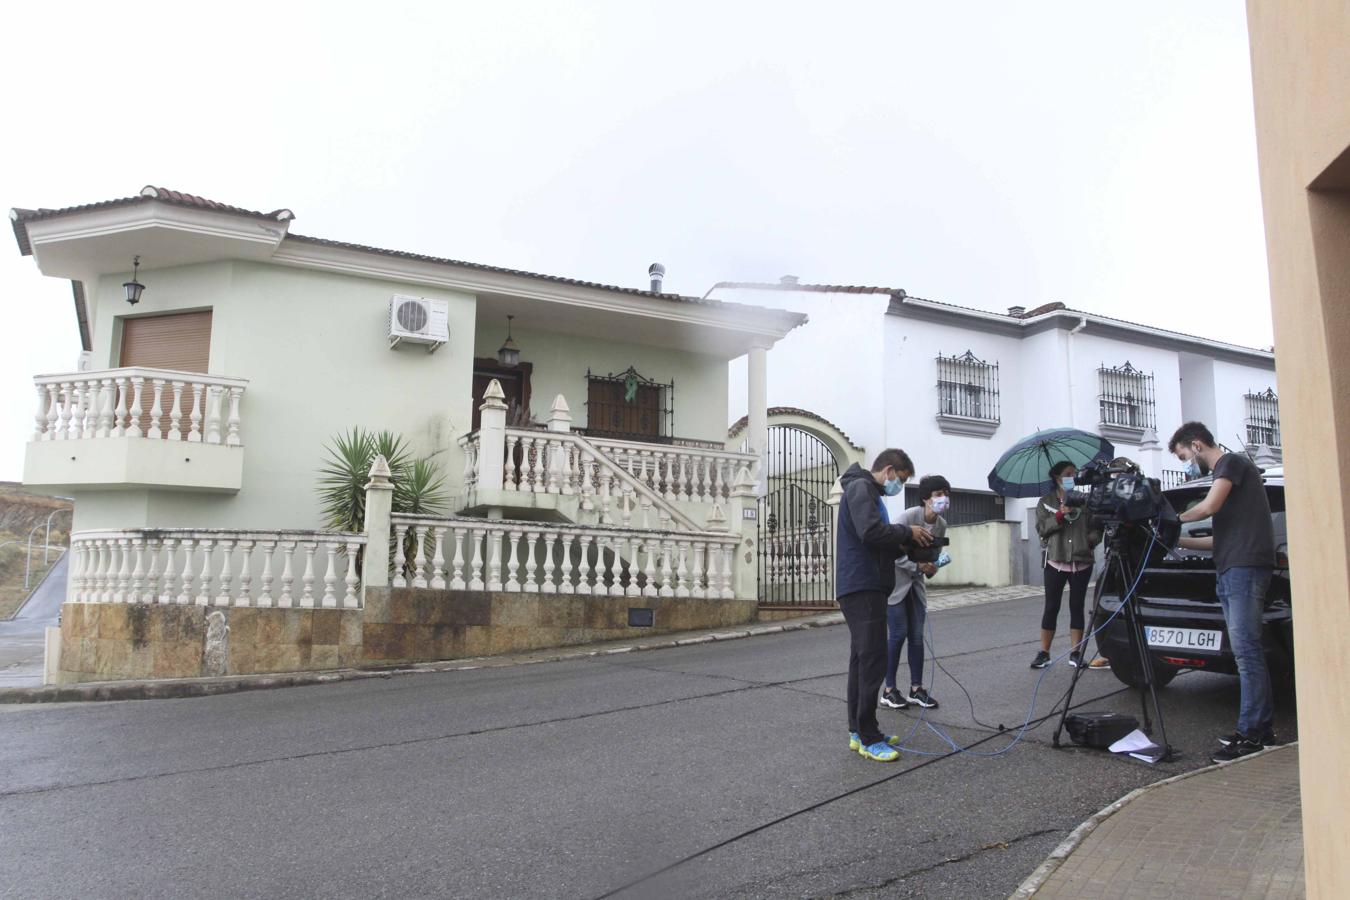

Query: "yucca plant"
(317, 428), (447, 532)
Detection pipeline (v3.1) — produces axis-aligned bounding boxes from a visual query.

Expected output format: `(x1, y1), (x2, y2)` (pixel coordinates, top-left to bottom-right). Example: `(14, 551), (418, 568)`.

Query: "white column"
(478, 380), (509, 491)
(747, 344), (769, 490)
(362, 454), (395, 589)
(1138, 428), (1163, 480)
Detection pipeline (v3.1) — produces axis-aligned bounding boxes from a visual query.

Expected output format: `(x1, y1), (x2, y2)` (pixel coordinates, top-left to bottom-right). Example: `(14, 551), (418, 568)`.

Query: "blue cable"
(888, 530), (1158, 758)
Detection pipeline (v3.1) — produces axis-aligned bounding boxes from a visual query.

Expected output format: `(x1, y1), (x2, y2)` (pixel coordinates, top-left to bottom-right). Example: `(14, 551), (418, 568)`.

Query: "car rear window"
(1165, 482), (1284, 513)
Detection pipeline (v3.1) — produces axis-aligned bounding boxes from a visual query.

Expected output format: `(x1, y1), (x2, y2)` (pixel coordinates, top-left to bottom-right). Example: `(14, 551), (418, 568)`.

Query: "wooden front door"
(472, 358), (532, 430)
(119, 310), (212, 372)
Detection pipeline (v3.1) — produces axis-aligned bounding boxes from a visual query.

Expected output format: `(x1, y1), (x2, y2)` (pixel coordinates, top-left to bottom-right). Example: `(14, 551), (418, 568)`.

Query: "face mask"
(1184, 456), (1202, 479)
(1059, 477), (1076, 491)
(883, 478), (903, 497)
(930, 495), (950, 514)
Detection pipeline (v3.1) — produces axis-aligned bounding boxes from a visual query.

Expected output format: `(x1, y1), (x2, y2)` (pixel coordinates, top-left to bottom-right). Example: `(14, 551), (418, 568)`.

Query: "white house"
(9, 186), (809, 682)
(714, 279), (1279, 584)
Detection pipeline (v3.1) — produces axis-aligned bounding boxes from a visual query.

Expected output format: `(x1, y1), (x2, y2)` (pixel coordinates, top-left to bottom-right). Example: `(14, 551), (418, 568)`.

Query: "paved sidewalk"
(1017, 743), (1304, 899)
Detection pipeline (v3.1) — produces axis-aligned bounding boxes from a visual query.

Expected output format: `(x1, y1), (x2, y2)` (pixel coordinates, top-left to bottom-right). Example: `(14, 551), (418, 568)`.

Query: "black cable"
(588, 684), (1129, 900)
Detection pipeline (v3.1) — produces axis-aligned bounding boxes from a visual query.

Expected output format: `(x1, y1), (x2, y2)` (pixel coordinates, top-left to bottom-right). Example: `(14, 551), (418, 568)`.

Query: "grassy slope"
(0, 483), (72, 618)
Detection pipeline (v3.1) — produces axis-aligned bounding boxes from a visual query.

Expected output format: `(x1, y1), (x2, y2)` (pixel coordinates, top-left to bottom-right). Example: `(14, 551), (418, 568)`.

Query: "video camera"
(907, 536), (951, 564)
(1064, 459), (1180, 547)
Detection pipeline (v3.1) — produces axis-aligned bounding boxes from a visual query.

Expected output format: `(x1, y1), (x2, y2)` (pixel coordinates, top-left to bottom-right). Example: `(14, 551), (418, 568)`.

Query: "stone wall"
(361, 587), (757, 665)
(58, 603), (363, 683)
(56, 588), (758, 682)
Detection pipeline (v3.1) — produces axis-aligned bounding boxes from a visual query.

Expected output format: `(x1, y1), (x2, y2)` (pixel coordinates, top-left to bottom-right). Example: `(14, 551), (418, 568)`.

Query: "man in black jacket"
(836, 449), (933, 761)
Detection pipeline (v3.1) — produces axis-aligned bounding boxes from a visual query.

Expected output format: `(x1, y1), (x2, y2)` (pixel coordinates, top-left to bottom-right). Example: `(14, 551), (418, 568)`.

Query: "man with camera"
(1169, 422), (1277, 762)
(836, 449), (933, 762)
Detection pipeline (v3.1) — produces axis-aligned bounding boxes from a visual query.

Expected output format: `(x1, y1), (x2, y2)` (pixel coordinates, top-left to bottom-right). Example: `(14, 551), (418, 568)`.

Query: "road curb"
(1007, 741), (1299, 899)
(0, 611), (848, 704)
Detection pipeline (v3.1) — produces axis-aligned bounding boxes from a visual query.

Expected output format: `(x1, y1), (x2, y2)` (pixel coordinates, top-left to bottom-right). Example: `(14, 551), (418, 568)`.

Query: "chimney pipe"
(648, 262), (666, 293)
(1008, 305), (1026, 318)
(780, 275), (800, 285)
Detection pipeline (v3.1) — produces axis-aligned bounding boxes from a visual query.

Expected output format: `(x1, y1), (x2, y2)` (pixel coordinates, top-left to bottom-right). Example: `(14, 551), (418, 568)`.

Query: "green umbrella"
(987, 428), (1116, 498)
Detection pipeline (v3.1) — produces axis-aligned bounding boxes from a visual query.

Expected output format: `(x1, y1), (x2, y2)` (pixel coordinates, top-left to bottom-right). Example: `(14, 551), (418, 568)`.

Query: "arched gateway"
(729, 409), (866, 608)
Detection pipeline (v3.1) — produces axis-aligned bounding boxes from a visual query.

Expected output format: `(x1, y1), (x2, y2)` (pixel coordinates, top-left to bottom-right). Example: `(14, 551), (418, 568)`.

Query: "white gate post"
(362, 455), (395, 590)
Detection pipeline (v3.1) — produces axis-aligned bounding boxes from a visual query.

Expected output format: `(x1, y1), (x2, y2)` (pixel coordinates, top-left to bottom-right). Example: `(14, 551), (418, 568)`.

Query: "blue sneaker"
(858, 740), (900, 762)
(849, 732), (861, 751)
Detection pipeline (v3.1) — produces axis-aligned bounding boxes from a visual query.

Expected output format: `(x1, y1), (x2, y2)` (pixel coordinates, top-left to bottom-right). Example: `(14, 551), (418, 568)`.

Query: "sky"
(0, 1), (1272, 481)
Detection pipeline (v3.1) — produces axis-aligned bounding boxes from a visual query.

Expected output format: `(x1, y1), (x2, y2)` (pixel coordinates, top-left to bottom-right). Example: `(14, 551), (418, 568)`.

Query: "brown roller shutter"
(119, 310), (212, 373)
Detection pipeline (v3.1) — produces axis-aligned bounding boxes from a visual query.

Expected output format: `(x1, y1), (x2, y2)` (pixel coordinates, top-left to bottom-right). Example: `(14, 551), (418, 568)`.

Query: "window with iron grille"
(584, 367), (674, 441)
(1097, 362), (1156, 432)
(1244, 388), (1281, 448)
(936, 351), (1000, 423)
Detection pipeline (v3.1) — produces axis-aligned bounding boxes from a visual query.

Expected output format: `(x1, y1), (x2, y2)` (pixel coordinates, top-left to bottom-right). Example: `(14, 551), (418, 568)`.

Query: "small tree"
(317, 429), (447, 532)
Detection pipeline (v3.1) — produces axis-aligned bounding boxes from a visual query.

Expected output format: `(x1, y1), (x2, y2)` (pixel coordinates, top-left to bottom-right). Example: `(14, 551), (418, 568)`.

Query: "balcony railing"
(69, 529), (366, 608)
(392, 514), (737, 598)
(32, 368), (248, 445)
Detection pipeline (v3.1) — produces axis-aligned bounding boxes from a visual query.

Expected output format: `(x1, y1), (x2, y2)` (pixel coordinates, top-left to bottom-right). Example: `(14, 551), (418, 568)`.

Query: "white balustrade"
(68, 529), (367, 608)
(466, 423), (753, 533)
(391, 514), (738, 600)
(32, 368), (248, 445)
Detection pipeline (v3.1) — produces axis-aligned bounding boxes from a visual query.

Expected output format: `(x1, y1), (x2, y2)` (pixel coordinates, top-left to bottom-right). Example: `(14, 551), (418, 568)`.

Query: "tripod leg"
(1120, 543), (1174, 759)
(1052, 565), (1108, 748)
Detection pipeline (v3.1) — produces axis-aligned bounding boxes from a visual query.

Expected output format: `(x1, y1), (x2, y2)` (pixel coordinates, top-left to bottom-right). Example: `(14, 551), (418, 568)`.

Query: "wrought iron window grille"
(584, 366), (674, 441)
(1097, 361), (1156, 432)
(1244, 388), (1281, 448)
(936, 350), (1001, 423)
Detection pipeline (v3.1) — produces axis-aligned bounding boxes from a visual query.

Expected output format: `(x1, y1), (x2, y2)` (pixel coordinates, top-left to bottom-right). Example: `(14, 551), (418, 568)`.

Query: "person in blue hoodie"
(836, 449), (933, 762)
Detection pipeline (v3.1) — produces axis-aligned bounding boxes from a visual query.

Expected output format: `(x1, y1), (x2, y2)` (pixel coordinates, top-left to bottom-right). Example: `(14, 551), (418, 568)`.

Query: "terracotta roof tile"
(10, 185), (294, 256)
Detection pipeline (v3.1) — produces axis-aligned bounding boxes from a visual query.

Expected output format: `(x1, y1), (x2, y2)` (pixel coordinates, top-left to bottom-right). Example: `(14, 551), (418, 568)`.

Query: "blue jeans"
(1216, 566), (1275, 737)
(884, 588), (926, 690)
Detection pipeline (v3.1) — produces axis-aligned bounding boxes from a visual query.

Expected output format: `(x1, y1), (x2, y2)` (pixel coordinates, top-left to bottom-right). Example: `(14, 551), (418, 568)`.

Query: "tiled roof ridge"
(286, 233), (724, 307)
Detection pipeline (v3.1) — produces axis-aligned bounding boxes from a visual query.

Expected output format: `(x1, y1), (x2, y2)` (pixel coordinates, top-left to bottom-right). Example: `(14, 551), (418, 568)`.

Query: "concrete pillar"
(362, 454), (395, 589)
(747, 345), (769, 486)
(729, 465), (760, 601)
(478, 379), (508, 493)
(1138, 428), (1163, 479)
(547, 393), (572, 433)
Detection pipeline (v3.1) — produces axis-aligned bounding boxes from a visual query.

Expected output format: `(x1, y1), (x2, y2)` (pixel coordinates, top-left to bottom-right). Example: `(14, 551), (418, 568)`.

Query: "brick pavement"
(1022, 743), (1304, 899)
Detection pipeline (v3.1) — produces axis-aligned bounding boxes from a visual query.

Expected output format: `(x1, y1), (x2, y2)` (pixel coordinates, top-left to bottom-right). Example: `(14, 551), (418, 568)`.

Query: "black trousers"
(1042, 564), (1093, 632)
(838, 590), (889, 745)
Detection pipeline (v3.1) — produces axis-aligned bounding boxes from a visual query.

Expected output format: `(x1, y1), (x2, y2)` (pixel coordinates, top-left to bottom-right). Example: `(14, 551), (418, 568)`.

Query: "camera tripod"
(1052, 522), (1174, 761)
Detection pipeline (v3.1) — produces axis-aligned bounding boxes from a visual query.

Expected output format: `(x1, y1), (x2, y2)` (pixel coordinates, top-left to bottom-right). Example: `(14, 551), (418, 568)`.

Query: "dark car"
(1095, 468), (1293, 689)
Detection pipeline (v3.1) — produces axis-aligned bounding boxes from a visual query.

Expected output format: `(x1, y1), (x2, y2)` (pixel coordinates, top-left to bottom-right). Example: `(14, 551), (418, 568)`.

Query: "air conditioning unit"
(388, 295), (449, 352)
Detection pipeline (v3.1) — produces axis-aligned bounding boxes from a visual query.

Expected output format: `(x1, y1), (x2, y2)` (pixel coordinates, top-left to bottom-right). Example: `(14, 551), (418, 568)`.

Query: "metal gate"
(758, 426), (839, 606)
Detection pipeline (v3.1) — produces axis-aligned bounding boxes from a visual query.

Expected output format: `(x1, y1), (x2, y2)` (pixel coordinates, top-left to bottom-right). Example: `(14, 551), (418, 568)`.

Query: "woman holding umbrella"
(1031, 460), (1101, 669)
(987, 428), (1114, 670)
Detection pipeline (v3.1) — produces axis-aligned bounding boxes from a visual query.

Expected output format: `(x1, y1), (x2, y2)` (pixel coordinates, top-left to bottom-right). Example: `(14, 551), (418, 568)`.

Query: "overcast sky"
(1, 1), (1271, 481)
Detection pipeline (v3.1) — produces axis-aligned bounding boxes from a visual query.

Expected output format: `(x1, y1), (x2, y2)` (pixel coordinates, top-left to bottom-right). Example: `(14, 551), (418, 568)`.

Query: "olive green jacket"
(1034, 490), (1101, 566)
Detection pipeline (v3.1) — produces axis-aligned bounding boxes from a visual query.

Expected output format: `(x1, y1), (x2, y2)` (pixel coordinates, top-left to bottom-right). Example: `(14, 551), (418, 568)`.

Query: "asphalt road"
(0, 595), (1297, 899)
(0, 553), (66, 688)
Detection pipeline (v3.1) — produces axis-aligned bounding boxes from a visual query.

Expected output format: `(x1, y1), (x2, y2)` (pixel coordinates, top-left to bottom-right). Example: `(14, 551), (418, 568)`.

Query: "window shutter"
(119, 311), (213, 373)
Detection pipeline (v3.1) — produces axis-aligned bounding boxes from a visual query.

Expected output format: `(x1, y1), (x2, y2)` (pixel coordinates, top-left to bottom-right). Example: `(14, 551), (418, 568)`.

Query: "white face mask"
(930, 495), (950, 514)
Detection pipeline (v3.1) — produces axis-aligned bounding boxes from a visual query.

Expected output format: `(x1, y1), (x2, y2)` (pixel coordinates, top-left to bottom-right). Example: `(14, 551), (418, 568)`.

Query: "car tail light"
(1160, 656), (1207, 667)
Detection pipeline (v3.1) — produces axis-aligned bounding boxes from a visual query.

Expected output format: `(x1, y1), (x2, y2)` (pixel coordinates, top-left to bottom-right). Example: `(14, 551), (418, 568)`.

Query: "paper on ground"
(1109, 728), (1159, 754)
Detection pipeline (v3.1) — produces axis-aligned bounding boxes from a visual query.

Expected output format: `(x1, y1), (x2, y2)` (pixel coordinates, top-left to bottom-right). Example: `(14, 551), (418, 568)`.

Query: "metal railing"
(1244, 388), (1281, 448)
(1097, 362), (1156, 431)
(936, 351), (1000, 423)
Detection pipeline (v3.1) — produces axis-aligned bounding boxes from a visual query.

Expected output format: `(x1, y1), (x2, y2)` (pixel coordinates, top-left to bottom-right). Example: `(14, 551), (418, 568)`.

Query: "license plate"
(1145, 626), (1223, 652)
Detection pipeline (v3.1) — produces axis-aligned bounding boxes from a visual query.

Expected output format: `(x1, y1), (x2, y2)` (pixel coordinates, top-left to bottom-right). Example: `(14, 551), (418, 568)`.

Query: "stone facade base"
(57, 590), (758, 682)
(57, 603), (363, 684)
(360, 587), (757, 665)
